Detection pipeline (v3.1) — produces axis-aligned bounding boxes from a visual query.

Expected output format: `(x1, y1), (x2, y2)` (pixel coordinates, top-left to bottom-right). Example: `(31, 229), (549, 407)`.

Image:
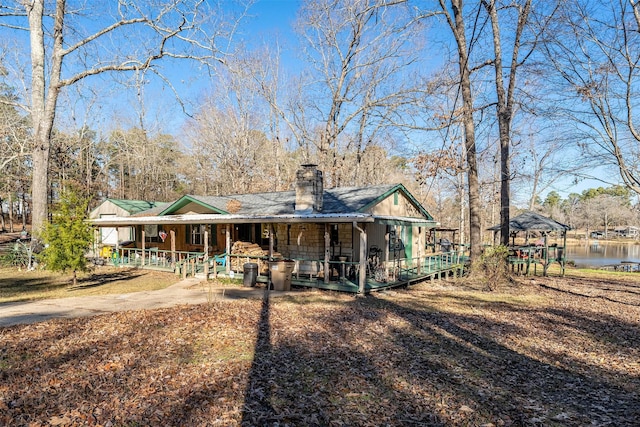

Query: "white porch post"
(93, 229), (99, 258)
(385, 230), (390, 280)
(417, 226), (422, 274)
(269, 225), (274, 260)
(204, 229), (209, 277)
(354, 222), (367, 294)
(115, 227), (120, 265)
(269, 225), (275, 290)
(141, 229), (146, 266)
(543, 232), (549, 277)
(170, 230), (176, 266)
(324, 224), (330, 284)
(225, 224), (231, 274)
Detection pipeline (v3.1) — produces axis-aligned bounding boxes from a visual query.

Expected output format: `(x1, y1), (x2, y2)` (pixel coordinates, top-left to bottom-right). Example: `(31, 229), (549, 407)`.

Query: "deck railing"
(109, 247), (205, 271)
(103, 248), (466, 283)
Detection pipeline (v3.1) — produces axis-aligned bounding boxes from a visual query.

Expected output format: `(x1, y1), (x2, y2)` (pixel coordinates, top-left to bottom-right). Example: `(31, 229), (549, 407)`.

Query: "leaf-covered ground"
(1, 275), (639, 426)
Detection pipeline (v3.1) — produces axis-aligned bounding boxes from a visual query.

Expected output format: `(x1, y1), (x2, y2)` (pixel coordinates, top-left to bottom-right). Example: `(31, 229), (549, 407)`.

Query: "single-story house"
(91, 164), (458, 293)
(613, 226), (640, 239)
(89, 199), (168, 245)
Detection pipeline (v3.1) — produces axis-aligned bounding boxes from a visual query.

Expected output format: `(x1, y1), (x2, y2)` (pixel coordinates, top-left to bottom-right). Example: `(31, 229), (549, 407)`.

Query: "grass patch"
(0, 266), (179, 303)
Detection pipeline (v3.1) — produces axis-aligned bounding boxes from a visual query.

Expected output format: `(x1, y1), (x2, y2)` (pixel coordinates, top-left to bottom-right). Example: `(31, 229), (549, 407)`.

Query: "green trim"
(359, 184), (434, 220)
(375, 218), (438, 227)
(158, 195), (229, 216)
(405, 226), (413, 259)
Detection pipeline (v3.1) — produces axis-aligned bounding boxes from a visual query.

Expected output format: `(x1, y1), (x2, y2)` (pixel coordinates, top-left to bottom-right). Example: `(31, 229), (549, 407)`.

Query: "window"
(144, 224), (159, 243)
(186, 224), (205, 245)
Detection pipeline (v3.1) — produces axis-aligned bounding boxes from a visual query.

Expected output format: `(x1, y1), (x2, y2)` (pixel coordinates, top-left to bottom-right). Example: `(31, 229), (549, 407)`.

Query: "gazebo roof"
(488, 211), (571, 232)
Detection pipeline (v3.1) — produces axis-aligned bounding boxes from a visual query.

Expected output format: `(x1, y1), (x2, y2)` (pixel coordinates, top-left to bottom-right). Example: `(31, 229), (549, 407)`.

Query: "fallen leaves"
(1, 276), (639, 426)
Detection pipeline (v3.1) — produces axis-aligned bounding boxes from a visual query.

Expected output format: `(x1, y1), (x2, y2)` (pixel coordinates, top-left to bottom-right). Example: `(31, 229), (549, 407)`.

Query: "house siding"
(275, 223), (354, 261)
(366, 191), (422, 217)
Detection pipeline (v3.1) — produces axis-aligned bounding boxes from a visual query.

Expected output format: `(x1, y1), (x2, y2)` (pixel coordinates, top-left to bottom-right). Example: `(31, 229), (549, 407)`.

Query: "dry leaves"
(1, 276), (639, 426)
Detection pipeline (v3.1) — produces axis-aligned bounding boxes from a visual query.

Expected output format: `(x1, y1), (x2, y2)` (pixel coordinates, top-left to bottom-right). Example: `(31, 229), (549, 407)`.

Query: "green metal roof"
(158, 195), (228, 216)
(107, 199), (162, 215)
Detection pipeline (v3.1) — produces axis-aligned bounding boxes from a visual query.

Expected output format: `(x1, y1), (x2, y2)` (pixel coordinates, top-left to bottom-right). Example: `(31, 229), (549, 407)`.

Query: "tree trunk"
(0, 196), (5, 232)
(449, 0), (482, 261)
(8, 193), (14, 233)
(484, 0), (531, 246)
(28, 0), (65, 235)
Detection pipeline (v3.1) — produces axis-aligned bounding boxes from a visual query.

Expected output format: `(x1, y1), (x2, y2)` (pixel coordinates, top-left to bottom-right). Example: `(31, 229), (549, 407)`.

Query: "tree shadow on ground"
(0, 275), (70, 299)
(0, 269), (144, 301)
(238, 290), (448, 426)
(69, 269), (144, 290)
(2, 283), (638, 426)
(236, 288), (639, 426)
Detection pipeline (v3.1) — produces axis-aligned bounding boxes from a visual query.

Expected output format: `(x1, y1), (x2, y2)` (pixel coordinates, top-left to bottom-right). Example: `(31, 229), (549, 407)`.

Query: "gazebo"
(488, 211), (571, 276)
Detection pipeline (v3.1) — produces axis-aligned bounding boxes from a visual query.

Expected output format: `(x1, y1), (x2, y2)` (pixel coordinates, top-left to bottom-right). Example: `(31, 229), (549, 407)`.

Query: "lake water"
(566, 242), (640, 268)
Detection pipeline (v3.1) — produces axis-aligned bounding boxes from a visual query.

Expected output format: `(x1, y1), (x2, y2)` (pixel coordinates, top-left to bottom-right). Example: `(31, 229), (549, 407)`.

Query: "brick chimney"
(295, 164), (323, 213)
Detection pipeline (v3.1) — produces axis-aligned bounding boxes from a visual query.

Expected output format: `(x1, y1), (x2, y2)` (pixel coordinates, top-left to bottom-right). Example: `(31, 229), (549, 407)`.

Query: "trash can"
(270, 260), (295, 291)
(243, 263), (258, 287)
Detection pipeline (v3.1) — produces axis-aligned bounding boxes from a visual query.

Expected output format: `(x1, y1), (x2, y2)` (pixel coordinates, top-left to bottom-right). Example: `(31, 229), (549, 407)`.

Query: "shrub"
(474, 245), (509, 291)
(0, 241), (31, 268)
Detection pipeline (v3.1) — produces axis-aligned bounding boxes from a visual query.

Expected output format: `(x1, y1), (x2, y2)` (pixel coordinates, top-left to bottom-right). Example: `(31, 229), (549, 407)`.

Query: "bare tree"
(0, 0), (245, 234)
(581, 194), (631, 238)
(105, 127), (182, 201)
(292, 0), (421, 187)
(482, 0), (534, 245)
(544, 0), (640, 196)
(428, 0), (483, 260)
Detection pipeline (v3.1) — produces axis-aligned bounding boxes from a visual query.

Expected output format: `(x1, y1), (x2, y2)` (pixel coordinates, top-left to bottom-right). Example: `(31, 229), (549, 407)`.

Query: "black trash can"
(243, 263), (258, 287)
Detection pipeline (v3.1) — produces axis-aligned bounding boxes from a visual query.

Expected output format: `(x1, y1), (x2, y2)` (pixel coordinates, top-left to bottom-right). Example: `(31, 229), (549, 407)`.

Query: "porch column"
(269, 225), (274, 260)
(170, 230), (176, 266)
(269, 225), (275, 290)
(93, 229), (99, 258)
(385, 231), (390, 279)
(433, 229), (437, 253)
(417, 227), (422, 275)
(225, 225), (231, 274)
(543, 232), (549, 277)
(204, 229), (209, 277)
(115, 227), (120, 265)
(141, 229), (146, 266)
(324, 224), (330, 284)
(354, 222), (367, 294)
(561, 231), (567, 276)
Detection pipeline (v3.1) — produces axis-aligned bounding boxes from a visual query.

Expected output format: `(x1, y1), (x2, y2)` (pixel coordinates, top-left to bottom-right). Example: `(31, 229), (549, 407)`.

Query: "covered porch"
(92, 216), (463, 293)
(98, 245), (466, 293)
(89, 172), (453, 293)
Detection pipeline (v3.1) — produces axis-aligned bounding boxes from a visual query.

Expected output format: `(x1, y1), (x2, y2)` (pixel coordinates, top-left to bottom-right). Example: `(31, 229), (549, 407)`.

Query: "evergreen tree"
(40, 187), (93, 286)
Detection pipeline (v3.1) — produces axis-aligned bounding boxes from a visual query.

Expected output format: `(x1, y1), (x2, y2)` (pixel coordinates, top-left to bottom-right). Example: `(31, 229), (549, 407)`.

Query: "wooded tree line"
(1, 0), (640, 260)
(539, 186), (640, 237)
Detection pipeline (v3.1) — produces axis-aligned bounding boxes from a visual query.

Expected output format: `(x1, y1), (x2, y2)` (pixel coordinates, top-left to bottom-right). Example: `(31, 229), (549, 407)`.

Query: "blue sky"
(0, 0), (620, 202)
(248, 0), (300, 35)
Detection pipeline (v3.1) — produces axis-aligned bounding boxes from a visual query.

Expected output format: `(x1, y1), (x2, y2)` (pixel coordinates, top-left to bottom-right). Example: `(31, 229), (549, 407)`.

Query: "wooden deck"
(247, 253), (465, 293)
(99, 247), (466, 294)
